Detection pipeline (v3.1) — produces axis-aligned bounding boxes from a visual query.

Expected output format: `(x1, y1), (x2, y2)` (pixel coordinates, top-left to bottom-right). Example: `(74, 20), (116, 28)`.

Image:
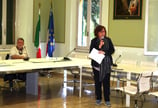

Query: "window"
(144, 0), (158, 55)
(0, 0), (16, 48)
(77, 0), (102, 49)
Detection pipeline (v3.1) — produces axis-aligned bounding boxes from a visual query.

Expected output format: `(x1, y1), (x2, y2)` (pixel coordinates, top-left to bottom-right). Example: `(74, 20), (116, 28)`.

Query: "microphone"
(63, 48), (76, 61)
(99, 36), (104, 49)
(100, 36), (104, 40)
(113, 54), (121, 67)
(23, 46), (29, 61)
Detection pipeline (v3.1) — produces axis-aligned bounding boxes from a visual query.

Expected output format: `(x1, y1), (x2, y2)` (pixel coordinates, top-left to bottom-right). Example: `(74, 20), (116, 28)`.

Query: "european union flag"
(46, 9), (55, 57)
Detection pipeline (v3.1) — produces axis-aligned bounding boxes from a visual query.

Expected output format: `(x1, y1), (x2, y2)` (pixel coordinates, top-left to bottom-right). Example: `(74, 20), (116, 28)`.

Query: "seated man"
(4, 38), (28, 90)
(10, 37), (28, 59)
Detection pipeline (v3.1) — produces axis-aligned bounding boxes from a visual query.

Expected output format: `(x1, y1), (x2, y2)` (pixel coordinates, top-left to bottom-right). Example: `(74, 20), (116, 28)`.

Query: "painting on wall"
(114, 0), (142, 19)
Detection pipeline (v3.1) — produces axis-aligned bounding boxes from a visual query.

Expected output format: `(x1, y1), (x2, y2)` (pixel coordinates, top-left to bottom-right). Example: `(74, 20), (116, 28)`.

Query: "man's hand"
(11, 55), (25, 59)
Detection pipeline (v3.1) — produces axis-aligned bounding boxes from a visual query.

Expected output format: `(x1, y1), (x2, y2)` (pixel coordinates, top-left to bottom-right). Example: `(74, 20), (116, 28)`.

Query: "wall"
(101, 0), (158, 64)
(108, 0), (145, 47)
(101, 0), (109, 31)
(113, 46), (157, 65)
(53, 0), (77, 57)
(0, 0), (36, 59)
(16, 0), (36, 58)
(33, 0), (65, 43)
(14, 0), (76, 58)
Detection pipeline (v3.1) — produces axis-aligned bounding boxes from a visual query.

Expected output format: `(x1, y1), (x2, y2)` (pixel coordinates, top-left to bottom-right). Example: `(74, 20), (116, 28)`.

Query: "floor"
(0, 72), (158, 108)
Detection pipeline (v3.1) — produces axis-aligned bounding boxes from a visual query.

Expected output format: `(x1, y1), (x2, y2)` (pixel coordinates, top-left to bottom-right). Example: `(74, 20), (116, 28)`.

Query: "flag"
(34, 9), (41, 58)
(46, 7), (55, 57)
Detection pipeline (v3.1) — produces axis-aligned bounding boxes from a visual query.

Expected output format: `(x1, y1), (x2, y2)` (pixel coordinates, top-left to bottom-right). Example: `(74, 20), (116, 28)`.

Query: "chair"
(63, 67), (80, 88)
(63, 50), (94, 90)
(151, 76), (158, 91)
(111, 69), (139, 89)
(115, 72), (153, 108)
(148, 92), (158, 103)
(111, 68), (127, 87)
(82, 66), (94, 88)
(149, 74), (158, 103)
(62, 50), (82, 88)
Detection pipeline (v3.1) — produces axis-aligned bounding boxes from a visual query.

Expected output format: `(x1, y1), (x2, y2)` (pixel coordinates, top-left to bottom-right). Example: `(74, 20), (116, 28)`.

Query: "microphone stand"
(113, 55), (121, 67)
(23, 46), (29, 61)
(63, 48), (76, 61)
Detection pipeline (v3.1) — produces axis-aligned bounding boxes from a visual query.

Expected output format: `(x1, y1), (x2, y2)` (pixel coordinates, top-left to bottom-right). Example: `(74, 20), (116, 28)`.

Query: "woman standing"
(89, 25), (115, 107)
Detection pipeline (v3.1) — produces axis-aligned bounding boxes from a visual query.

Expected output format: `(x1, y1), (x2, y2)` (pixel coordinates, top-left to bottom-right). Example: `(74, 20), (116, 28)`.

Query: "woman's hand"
(99, 40), (104, 49)
(98, 50), (105, 54)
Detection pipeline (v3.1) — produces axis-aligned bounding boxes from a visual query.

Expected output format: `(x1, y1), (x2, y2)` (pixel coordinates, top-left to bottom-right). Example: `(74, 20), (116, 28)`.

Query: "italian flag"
(34, 9), (41, 58)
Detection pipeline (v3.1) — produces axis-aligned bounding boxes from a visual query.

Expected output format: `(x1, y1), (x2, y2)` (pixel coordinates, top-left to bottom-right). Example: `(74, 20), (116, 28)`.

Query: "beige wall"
(14, 0), (77, 58)
(0, 0), (35, 59)
(101, 0), (109, 32)
(53, 0), (77, 57)
(33, 0), (65, 43)
(16, 0), (36, 58)
(101, 0), (157, 64)
(108, 0), (145, 47)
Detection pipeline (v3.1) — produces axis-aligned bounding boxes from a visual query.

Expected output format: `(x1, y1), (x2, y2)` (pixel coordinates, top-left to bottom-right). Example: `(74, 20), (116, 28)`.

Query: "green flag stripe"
(34, 15), (40, 48)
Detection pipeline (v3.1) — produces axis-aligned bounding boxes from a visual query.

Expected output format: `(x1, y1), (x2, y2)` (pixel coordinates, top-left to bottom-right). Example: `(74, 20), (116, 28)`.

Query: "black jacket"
(89, 37), (115, 67)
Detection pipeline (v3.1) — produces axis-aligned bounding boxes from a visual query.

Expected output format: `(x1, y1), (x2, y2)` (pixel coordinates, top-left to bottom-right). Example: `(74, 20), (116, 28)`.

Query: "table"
(0, 57), (90, 97)
(0, 57), (157, 107)
(112, 63), (158, 107)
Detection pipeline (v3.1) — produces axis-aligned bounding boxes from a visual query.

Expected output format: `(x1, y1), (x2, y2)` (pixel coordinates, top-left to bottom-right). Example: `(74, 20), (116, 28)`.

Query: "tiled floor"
(0, 73), (158, 108)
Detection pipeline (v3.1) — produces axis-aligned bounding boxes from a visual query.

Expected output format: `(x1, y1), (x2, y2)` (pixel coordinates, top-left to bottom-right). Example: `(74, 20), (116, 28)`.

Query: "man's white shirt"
(10, 46), (28, 58)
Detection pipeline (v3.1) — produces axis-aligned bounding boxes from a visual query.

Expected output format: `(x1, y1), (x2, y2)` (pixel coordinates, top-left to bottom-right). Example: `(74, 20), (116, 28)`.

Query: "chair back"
(138, 72), (152, 93)
(5, 54), (10, 60)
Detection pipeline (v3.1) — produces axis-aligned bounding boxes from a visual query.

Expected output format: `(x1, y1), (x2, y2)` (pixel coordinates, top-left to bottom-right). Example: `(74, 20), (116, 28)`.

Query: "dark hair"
(94, 25), (106, 37)
(17, 37), (24, 42)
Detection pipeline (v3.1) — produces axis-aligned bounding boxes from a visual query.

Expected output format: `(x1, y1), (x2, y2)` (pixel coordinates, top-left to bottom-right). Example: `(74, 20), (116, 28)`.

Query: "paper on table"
(89, 48), (105, 64)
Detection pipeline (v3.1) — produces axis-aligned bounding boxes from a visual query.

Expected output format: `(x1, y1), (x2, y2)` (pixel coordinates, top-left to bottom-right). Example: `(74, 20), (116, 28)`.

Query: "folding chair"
(148, 92), (158, 103)
(151, 76), (158, 91)
(115, 72), (153, 108)
(82, 66), (94, 89)
(63, 67), (80, 88)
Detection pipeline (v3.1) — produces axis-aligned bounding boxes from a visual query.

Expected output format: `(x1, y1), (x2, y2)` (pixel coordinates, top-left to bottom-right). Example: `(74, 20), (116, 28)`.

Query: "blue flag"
(46, 8), (55, 57)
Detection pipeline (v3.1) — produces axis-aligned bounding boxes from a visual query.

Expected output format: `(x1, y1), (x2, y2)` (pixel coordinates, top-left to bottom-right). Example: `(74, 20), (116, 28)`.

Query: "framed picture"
(114, 0), (142, 19)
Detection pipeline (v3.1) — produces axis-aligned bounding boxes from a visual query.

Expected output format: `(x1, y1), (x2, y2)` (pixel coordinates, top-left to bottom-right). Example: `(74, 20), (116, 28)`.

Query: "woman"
(89, 25), (115, 107)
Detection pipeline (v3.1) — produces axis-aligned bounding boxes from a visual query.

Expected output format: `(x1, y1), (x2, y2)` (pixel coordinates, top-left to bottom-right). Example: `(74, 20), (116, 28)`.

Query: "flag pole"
(51, 0), (54, 13)
(51, 0), (52, 9)
(39, 3), (41, 9)
(37, 2), (40, 53)
(34, 2), (42, 58)
(51, 0), (55, 57)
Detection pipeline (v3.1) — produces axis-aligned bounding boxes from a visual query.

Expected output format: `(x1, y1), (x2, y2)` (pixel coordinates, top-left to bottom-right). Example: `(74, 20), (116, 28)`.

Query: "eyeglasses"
(99, 30), (105, 33)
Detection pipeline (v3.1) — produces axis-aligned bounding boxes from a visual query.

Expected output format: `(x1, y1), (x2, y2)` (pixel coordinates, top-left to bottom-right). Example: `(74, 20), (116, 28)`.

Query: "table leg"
(116, 72), (120, 88)
(63, 69), (67, 97)
(63, 69), (67, 86)
(26, 72), (38, 95)
(126, 72), (131, 107)
(79, 66), (82, 97)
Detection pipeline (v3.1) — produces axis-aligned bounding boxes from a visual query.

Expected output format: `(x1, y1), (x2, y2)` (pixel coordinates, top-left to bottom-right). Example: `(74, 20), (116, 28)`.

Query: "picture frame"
(113, 0), (142, 19)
